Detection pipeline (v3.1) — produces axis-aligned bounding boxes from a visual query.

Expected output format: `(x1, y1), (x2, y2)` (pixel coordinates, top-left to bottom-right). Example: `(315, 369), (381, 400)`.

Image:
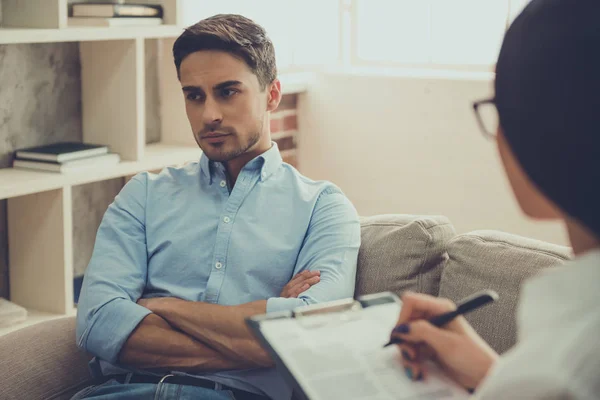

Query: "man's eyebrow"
(213, 80), (242, 90)
(182, 86), (203, 92)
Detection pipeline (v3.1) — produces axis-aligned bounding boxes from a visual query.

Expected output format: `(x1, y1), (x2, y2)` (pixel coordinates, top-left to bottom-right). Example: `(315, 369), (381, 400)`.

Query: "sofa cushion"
(356, 214), (455, 298)
(439, 230), (571, 354)
(0, 316), (94, 400)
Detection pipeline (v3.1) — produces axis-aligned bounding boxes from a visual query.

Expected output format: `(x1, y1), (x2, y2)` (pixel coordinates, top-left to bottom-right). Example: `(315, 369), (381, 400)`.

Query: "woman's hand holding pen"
(391, 292), (499, 390)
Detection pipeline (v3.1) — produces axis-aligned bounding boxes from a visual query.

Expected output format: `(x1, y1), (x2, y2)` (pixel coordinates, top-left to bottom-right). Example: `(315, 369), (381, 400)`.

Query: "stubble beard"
(203, 118), (264, 163)
(211, 129), (262, 162)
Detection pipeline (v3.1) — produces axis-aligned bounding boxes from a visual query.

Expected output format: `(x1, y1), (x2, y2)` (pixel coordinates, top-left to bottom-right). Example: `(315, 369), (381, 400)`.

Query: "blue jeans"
(71, 378), (236, 400)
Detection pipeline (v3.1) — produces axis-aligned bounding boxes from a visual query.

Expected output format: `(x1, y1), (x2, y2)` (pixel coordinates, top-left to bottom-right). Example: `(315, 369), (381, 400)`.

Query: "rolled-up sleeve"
(75, 174), (152, 364)
(266, 188), (361, 313)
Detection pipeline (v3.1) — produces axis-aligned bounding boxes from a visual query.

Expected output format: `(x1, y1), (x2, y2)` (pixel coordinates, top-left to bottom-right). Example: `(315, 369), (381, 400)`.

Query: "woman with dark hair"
(390, 0), (600, 398)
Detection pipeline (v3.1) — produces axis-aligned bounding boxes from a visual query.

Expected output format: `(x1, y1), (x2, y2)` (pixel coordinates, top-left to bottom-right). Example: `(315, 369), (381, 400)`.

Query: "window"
(355, 0), (431, 64)
(180, 0), (533, 72)
(353, 0), (511, 68)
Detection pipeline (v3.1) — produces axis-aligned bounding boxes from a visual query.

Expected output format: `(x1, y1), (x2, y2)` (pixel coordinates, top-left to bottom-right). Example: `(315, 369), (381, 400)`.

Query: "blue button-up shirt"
(76, 143), (361, 399)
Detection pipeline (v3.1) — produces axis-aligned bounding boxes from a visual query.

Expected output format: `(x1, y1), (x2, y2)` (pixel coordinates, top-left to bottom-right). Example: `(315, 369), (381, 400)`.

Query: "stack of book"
(13, 142), (120, 173)
(68, 2), (164, 27)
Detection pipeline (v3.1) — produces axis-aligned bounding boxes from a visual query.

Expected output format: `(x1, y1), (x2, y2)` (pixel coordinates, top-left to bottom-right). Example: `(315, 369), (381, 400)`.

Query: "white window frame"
(340, 0), (523, 72)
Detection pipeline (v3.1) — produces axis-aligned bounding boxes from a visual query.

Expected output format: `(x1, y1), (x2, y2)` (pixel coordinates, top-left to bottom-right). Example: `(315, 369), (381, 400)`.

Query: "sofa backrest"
(356, 214), (455, 298)
(355, 215), (572, 355)
(439, 230), (572, 354)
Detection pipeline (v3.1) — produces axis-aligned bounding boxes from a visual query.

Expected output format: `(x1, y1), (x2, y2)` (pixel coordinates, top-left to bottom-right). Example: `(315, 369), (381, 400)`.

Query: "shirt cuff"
(80, 298), (152, 364)
(266, 297), (309, 313)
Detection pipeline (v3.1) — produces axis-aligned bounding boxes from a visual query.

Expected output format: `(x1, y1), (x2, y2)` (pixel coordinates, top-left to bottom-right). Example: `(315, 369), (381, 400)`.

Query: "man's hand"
(280, 270), (321, 298)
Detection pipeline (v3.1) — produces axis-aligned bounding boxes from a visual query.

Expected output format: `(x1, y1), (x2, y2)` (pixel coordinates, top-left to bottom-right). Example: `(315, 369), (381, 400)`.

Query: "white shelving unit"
(0, 0), (311, 336)
(0, 0), (190, 337)
(0, 25), (184, 44)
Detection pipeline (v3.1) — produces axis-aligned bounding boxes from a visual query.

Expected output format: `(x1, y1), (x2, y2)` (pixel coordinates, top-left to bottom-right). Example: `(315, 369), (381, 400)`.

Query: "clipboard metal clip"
(293, 298), (363, 329)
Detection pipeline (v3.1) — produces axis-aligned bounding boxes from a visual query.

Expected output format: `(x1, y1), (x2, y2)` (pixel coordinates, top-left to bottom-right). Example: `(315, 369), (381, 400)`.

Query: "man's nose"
(203, 97), (223, 126)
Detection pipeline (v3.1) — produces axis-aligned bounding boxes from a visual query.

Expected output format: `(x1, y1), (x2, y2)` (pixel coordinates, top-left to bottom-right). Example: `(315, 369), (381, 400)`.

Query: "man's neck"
(224, 139), (272, 186)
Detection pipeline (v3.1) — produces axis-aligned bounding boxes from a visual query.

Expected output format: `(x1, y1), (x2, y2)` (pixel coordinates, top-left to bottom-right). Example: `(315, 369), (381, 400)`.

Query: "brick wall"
(271, 93), (299, 169)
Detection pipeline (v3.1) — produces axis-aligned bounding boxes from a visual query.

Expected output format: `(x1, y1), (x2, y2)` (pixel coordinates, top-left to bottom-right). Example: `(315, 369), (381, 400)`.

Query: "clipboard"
(247, 292), (469, 400)
(248, 292), (398, 400)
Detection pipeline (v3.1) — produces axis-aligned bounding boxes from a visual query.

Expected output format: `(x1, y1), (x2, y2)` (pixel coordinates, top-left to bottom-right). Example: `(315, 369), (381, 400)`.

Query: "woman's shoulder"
(474, 310), (600, 399)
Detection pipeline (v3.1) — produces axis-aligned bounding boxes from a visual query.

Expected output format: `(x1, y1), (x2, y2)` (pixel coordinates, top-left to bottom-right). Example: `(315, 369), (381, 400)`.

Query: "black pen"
(383, 289), (499, 347)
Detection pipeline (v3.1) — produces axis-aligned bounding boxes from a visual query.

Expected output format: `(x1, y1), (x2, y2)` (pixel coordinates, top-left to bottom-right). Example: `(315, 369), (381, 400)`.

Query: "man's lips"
(201, 133), (231, 143)
(201, 132), (230, 138)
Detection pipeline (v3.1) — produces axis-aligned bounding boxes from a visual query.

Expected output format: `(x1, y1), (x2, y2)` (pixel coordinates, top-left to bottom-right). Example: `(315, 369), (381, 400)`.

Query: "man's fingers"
(281, 271), (321, 297)
(289, 282), (313, 298)
(293, 276), (320, 291)
(305, 276), (320, 285)
(296, 283), (310, 296)
(288, 270), (320, 285)
(286, 284), (310, 298)
(287, 271), (320, 289)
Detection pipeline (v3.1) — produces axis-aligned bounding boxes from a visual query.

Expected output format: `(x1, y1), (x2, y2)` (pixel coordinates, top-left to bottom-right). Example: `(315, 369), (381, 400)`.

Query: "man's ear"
(266, 79), (282, 112)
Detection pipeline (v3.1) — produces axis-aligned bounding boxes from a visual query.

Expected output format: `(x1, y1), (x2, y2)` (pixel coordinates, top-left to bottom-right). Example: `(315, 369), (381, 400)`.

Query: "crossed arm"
(119, 272), (320, 372)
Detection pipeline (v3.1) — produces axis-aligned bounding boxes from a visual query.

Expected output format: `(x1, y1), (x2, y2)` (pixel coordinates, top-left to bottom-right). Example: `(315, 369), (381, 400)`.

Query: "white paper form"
(260, 302), (468, 400)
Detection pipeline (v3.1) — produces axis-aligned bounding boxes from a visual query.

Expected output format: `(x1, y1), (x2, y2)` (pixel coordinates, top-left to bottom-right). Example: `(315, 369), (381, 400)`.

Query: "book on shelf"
(68, 17), (163, 27)
(70, 3), (163, 18)
(13, 153), (121, 173)
(15, 142), (108, 163)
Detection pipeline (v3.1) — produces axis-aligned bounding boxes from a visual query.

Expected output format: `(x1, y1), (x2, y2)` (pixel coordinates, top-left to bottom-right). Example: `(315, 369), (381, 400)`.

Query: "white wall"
(298, 71), (568, 245)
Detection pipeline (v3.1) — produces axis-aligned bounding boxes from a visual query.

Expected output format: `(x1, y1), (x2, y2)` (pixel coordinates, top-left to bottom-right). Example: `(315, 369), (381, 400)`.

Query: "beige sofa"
(0, 215), (571, 400)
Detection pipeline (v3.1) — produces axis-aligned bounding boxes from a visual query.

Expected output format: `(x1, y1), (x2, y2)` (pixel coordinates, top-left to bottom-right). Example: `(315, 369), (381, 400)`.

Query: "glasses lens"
(478, 102), (499, 136)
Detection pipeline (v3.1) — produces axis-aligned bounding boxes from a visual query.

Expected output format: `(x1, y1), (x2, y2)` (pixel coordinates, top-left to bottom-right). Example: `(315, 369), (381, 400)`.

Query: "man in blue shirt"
(73, 14), (360, 400)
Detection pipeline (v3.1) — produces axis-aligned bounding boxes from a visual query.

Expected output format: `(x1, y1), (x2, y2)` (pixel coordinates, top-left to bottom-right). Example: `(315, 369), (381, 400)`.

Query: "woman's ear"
(496, 127), (562, 220)
(266, 79), (282, 112)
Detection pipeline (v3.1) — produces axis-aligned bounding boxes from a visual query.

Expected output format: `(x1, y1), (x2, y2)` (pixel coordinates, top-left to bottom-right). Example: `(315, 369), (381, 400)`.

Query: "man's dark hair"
(496, 0), (600, 236)
(173, 14), (277, 89)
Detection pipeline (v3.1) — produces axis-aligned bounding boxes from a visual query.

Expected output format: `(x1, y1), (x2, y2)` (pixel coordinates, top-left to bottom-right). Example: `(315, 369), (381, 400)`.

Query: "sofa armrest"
(0, 316), (95, 400)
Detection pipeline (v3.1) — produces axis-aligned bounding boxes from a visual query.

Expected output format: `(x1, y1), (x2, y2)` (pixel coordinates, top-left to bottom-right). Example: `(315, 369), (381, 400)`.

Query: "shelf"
(0, 25), (184, 45)
(0, 308), (77, 337)
(0, 143), (202, 200)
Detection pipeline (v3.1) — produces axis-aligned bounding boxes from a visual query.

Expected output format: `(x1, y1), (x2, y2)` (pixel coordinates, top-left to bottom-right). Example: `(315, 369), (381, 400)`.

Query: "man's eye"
(220, 89), (237, 98)
(187, 93), (203, 101)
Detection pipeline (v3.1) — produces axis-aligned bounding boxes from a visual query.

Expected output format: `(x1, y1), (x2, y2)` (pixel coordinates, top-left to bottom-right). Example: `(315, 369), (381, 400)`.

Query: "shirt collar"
(199, 142), (282, 184)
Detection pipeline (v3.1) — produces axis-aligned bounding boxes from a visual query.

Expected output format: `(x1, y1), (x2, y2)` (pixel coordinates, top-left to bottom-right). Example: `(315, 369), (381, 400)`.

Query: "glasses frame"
(472, 98), (497, 139)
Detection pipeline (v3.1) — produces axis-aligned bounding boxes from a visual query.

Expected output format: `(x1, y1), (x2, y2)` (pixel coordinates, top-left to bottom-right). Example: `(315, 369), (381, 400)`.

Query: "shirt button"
(215, 262), (223, 269)
(223, 216), (231, 223)
(220, 180), (226, 187)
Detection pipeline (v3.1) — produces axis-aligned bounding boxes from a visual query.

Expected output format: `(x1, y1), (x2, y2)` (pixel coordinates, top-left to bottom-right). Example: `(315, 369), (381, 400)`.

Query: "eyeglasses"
(472, 98), (498, 139)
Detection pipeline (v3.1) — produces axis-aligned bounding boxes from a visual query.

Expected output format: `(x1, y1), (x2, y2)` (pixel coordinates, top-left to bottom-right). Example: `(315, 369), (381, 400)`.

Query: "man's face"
(179, 50), (269, 163)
